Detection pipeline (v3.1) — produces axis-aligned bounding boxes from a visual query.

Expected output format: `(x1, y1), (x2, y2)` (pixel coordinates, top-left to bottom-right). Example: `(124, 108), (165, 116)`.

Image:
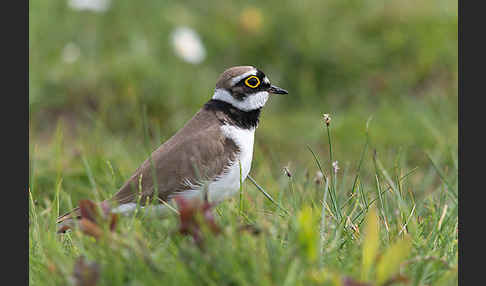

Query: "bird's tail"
(56, 207), (81, 233)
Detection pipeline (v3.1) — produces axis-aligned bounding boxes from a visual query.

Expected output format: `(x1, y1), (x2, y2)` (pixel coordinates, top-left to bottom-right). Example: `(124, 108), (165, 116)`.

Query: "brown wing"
(109, 107), (239, 206)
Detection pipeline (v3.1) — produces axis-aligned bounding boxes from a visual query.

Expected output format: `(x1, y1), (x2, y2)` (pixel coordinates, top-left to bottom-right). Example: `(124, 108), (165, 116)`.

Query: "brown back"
(110, 107), (239, 206)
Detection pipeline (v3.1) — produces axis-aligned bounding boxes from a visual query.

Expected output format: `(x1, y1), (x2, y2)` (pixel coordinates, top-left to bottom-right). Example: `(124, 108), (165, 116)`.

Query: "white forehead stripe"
(230, 70), (258, 86)
(212, 88), (269, 111)
(263, 76), (270, 84)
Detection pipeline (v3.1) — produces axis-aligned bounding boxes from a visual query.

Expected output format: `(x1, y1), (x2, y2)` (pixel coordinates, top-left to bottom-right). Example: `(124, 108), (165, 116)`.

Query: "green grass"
(29, 112), (457, 285)
(29, 0), (457, 284)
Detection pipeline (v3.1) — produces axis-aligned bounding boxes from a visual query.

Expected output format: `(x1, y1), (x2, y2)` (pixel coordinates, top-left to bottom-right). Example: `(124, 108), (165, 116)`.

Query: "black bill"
(268, 85), (288, 94)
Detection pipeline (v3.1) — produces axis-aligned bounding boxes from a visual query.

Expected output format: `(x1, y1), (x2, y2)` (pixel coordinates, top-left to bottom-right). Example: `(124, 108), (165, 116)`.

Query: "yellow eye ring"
(245, 76), (260, 88)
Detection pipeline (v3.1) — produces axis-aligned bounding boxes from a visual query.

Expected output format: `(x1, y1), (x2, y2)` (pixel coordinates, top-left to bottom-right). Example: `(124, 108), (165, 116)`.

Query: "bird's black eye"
(245, 76), (260, 88)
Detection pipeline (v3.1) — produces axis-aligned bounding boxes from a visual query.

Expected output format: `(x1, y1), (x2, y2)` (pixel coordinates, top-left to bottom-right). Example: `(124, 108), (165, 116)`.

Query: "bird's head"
(212, 66), (288, 111)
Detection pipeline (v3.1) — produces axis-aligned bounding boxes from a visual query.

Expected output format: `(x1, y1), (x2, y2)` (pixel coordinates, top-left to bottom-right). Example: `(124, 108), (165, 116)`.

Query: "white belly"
(206, 125), (255, 203)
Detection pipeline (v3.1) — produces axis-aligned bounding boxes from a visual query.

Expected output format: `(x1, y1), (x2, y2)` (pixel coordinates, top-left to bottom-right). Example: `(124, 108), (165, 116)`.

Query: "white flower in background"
(314, 170), (324, 185)
(170, 26), (206, 64)
(68, 0), (111, 13)
(62, 42), (81, 63)
(283, 167), (292, 178)
(332, 161), (340, 174)
(323, 113), (331, 126)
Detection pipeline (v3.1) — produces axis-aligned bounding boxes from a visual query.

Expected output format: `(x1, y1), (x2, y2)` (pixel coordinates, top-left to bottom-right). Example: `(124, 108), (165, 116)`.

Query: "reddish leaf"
(79, 219), (103, 239)
(176, 196), (198, 227)
(73, 256), (100, 286)
(57, 224), (71, 234)
(100, 201), (112, 217)
(76, 199), (119, 239)
(383, 274), (410, 286)
(174, 196), (220, 248)
(238, 224), (261, 235)
(109, 213), (118, 232)
(175, 196), (202, 246)
(201, 200), (221, 234)
(342, 277), (372, 286)
(79, 200), (99, 223)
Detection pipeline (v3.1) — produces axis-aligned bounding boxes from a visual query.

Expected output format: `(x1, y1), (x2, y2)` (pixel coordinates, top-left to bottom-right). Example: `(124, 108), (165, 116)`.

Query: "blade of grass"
(55, 178), (63, 218)
(426, 153), (458, 204)
(306, 145), (328, 180)
(319, 176), (330, 265)
(325, 122), (341, 221)
(399, 166), (419, 183)
(81, 154), (101, 203)
(142, 104), (161, 208)
(307, 144), (339, 221)
(247, 175), (289, 215)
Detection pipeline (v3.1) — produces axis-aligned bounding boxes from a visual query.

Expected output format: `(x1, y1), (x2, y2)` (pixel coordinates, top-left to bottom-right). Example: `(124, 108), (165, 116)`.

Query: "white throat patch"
(212, 88), (269, 111)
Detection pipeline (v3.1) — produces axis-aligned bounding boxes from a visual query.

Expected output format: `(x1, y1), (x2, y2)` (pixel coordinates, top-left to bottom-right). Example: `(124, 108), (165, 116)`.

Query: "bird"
(56, 66), (288, 231)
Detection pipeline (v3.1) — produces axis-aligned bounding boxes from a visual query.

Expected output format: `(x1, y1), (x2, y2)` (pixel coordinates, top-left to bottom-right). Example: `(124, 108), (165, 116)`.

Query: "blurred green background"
(29, 1), (458, 284)
(29, 0), (457, 203)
